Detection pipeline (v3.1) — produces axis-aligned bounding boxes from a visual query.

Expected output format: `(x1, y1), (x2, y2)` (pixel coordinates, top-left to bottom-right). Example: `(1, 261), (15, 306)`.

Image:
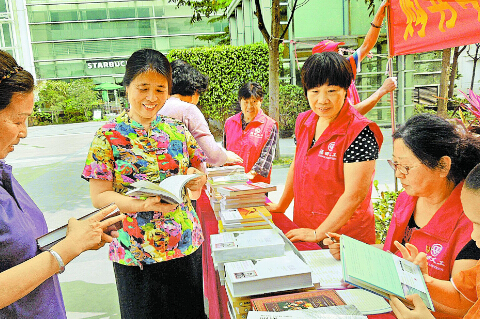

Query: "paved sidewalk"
(6, 121), (396, 318)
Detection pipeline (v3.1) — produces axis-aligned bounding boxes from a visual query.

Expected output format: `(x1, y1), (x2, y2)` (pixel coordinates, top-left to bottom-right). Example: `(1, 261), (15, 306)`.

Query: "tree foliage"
(167, 43), (270, 122)
(35, 78), (101, 125)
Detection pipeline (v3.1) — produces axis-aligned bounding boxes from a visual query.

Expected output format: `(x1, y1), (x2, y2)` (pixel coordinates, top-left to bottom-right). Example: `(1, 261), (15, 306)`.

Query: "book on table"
(210, 228), (285, 264)
(220, 194), (267, 210)
(125, 174), (201, 204)
(207, 173), (249, 186)
(217, 182), (277, 197)
(251, 289), (346, 311)
(300, 250), (344, 289)
(340, 234), (435, 311)
(206, 165), (245, 177)
(220, 220), (272, 232)
(219, 206), (272, 224)
(36, 203), (121, 251)
(245, 306), (367, 319)
(224, 251), (313, 297)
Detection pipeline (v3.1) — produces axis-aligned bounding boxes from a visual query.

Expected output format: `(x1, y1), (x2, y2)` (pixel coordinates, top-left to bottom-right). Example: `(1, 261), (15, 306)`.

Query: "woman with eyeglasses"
(326, 113), (480, 288)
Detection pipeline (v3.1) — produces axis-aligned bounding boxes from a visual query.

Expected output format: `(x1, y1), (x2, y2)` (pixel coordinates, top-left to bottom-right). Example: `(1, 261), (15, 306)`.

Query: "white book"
(246, 306), (367, 319)
(210, 229), (285, 264)
(207, 165), (245, 177)
(219, 206), (272, 224)
(224, 251), (313, 297)
(300, 250), (344, 289)
(336, 289), (392, 315)
(125, 174), (201, 204)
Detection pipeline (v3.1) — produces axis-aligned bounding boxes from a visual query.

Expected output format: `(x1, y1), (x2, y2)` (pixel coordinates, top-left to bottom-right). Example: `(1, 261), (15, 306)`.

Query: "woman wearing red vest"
(269, 52), (383, 244)
(224, 82), (278, 183)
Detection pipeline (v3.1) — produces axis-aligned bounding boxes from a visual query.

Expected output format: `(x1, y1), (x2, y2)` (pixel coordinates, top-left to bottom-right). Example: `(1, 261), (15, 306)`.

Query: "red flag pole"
(385, 3), (398, 192)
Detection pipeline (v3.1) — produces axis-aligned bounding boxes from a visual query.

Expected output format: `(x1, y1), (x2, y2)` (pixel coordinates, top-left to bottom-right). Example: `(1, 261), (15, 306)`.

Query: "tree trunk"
(448, 47), (460, 101)
(470, 45), (480, 90)
(438, 48), (451, 117)
(269, 0), (281, 160)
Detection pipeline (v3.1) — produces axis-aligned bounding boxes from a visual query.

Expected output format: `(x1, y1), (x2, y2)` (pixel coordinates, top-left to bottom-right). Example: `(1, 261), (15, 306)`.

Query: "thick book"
(219, 206), (272, 224)
(210, 228), (285, 264)
(125, 174), (201, 204)
(217, 182), (277, 197)
(224, 251), (313, 297)
(36, 203), (121, 251)
(246, 306), (367, 319)
(340, 234), (435, 311)
(218, 220), (272, 233)
(251, 289), (346, 311)
(208, 173), (249, 186)
(207, 165), (245, 177)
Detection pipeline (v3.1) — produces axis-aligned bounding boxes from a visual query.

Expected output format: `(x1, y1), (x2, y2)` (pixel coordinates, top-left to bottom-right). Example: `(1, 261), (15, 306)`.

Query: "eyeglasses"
(387, 159), (420, 176)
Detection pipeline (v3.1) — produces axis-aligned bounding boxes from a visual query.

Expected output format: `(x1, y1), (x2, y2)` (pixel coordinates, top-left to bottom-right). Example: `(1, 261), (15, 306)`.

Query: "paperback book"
(206, 165), (245, 177)
(224, 251), (313, 297)
(220, 206), (272, 224)
(340, 235), (434, 311)
(125, 174), (201, 204)
(210, 228), (285, 264)
(217, 182), (277, 197)
(251, 289), (346, 312)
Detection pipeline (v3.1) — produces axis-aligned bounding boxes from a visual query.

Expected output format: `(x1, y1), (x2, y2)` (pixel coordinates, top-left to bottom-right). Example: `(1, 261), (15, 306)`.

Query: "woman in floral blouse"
(82, 49), (207, 319)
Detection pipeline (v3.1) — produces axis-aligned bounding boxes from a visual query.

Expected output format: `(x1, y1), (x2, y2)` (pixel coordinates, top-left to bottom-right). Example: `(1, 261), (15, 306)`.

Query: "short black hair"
(123, 48), (172, 93)
(171, 59), (209, 96)
(238, 82), (264, 101)
(301, 52), (353, 97)
(393, 113), (480, 186)
(466, 163), (480, 192)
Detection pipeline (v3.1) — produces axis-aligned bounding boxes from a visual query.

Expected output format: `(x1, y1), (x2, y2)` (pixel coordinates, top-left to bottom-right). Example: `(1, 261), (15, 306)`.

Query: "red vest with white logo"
(293, 103), (383, 244)
(224, 109), (278, 183)
(383, 182), (473, 280)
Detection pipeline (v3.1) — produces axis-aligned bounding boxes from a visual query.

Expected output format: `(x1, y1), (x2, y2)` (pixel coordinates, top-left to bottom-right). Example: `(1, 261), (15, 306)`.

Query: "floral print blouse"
(82, 111), (205, 267)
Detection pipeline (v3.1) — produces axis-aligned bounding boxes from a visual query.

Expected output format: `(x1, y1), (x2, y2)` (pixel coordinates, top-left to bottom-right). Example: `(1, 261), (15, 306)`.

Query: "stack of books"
(219, 206), (273, 232)
(206, 165), (245, 177)
(224, 251), (313, 298)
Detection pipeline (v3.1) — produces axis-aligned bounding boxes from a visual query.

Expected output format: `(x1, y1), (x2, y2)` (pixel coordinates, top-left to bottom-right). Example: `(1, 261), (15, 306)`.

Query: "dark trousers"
(113, 246), (206, 319)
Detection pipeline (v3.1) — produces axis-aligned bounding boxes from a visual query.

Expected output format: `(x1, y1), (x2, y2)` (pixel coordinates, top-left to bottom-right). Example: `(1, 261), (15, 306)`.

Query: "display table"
(197, 191), (396, 319)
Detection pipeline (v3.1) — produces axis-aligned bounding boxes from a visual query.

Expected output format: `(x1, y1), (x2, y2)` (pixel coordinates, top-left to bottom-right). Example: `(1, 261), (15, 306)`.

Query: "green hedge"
(167, 43), (270, 122)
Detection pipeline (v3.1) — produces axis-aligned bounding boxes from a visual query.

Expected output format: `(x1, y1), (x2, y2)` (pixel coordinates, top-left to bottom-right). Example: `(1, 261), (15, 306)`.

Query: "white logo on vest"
(430, 244), (443, 257)
(318, 141), (337, 160)
(250, 127), (263, 139)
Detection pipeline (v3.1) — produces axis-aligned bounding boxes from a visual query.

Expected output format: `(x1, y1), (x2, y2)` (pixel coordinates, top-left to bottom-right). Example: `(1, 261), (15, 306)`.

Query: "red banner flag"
(388, 0), (480, 56)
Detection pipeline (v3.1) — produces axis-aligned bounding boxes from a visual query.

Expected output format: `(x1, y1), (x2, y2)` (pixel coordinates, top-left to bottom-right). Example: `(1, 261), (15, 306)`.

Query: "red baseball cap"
(312, 40), (346, 54)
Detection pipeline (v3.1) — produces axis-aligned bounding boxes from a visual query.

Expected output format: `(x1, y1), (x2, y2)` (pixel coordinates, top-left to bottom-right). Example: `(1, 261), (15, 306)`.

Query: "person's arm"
(395, 241), (474, 315)
(0, 205), (124, 309)
(389, 294), (436, 319)
(354, 77), (397, 115)
(267, 155), (295, 213)
(186, 106), (243, 166)
(286, 159), (376, 243)
(248, 125), (278, 179)
(356, 0), (389, 62)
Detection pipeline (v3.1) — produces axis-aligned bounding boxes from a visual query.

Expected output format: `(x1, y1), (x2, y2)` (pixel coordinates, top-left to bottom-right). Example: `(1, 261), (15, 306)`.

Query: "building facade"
(4, 0), (227, 84)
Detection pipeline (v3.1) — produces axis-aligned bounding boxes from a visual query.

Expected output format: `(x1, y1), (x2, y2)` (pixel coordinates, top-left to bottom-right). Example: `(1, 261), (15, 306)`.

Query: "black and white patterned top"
(343, 126), (379, 163)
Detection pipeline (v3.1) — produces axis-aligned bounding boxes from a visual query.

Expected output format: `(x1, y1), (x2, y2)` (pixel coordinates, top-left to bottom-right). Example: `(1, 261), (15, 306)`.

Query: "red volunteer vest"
(224, 109), (278, 183)
(292, 102), (383, 244)
(383, 182), (473, 280)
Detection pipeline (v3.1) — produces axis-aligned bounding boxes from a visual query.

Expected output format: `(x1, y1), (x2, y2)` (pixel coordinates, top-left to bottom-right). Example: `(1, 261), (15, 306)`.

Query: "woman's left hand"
(286, 228), (318, 243)
(185, 167), (207, 200)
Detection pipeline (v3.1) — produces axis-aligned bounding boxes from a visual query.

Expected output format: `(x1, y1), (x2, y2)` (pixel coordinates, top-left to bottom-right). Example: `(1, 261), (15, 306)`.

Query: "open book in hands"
(340, 235), (434, 312)
(125, 174), (202, 204)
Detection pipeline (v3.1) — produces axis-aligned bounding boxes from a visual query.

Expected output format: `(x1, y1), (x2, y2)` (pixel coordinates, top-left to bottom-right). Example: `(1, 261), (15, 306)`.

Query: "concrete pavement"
(6, 121), (397, 318)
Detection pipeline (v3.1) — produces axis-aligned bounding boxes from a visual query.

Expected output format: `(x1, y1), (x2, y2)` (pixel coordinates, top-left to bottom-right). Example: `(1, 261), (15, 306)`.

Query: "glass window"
(169, 35), (194, 49)
(36, 62), (57, 79)
(137, 7), (152, 18)
(32, 43), (54, 60)
(50, 10), (78, 22)
(0, 0), (7, 13)
(109, 7), (135, 19)
(2, 23), (11, 47)
(30, 24), (50, 42)
(81, 9), (107, 20)
(53, 42), (83, 59)
(28, 7), (49, 23)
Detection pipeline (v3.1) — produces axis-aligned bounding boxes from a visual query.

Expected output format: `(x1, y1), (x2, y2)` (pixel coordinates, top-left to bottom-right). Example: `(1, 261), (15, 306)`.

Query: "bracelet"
(371, 21), (383, 29)
(48, 249), (65, 274)
(313, 229), (317, 242)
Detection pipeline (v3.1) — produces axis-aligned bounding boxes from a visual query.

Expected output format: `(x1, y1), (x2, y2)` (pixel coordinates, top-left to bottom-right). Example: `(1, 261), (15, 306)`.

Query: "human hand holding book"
(389, 294), (435, 319)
